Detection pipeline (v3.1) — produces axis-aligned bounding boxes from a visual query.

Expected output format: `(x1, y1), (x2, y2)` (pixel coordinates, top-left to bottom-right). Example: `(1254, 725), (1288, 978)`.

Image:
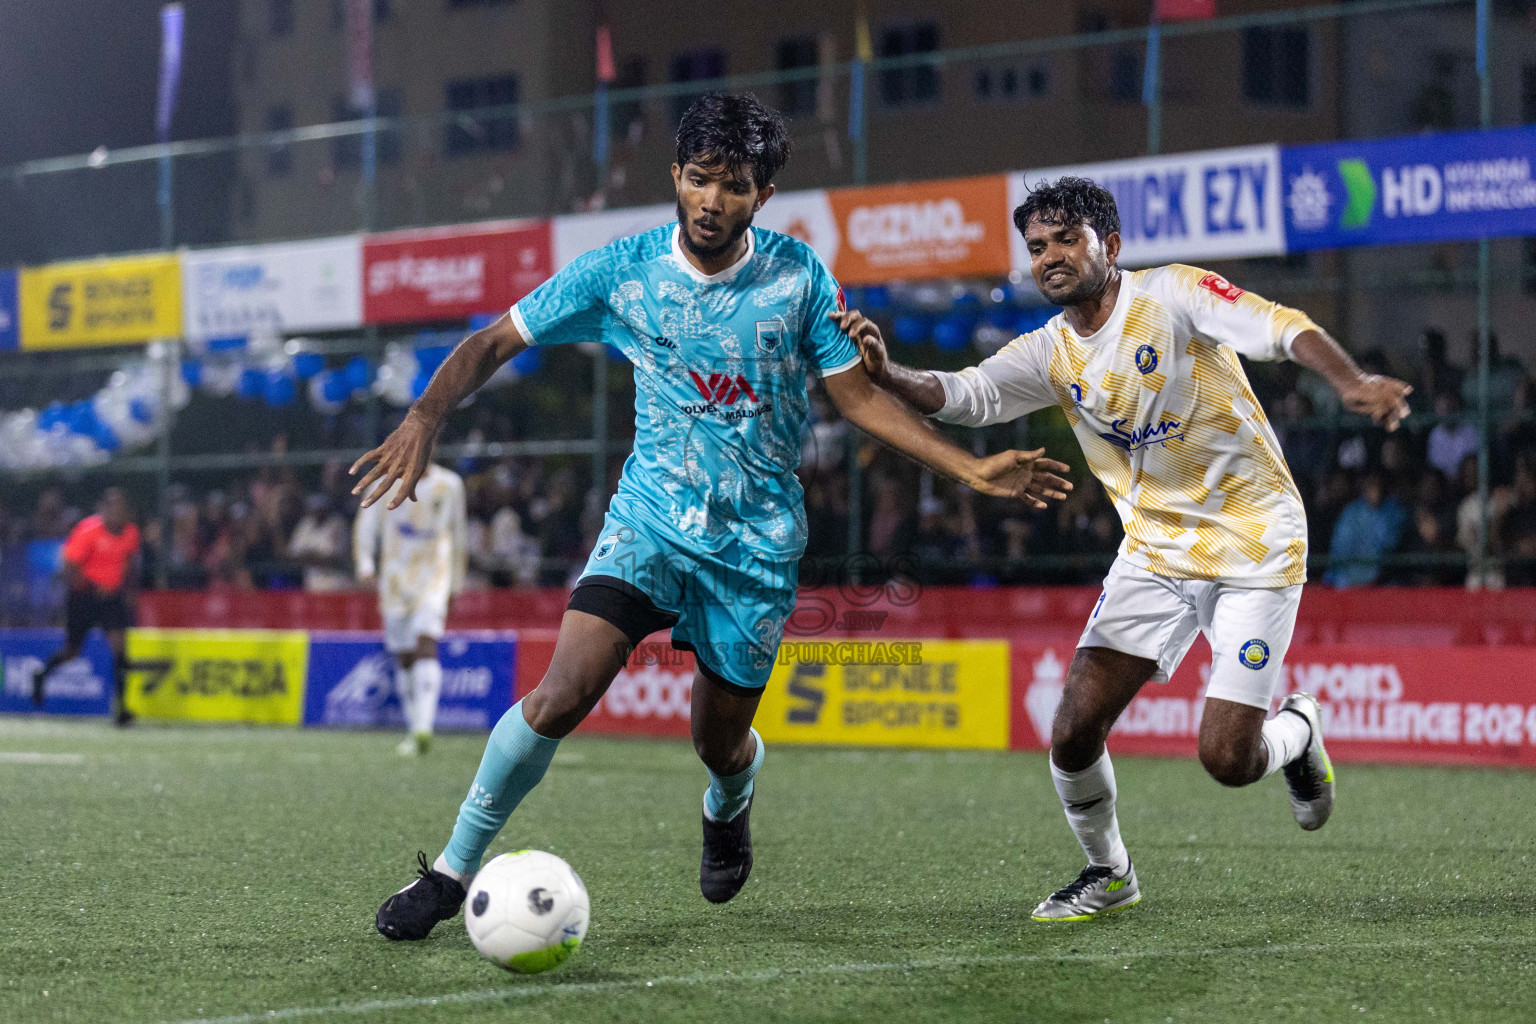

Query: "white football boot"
(1031, 862), (1140, 922)
(1278, 692), (1334, 830)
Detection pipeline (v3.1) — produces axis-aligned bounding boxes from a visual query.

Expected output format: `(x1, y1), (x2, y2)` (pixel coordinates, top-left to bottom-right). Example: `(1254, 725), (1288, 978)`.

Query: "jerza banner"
(364, 221), (551, 324)
(1013, 641), (1536, 767)
(125, 628), (309, 724)
(1281, 125), (1536, 251)
(20, 254), (181, 349)
(755, 639), (1011, 750)
(0, 629), (115, 717)
(302, 631), (514, 730)
(1010, 144), (1284, 270)
(181, 236), (363, 339)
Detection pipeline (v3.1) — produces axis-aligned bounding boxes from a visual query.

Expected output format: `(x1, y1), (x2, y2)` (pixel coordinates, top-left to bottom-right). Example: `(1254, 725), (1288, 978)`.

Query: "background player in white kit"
(841, 176), (1413, 922)
(354, 461), (468, 755)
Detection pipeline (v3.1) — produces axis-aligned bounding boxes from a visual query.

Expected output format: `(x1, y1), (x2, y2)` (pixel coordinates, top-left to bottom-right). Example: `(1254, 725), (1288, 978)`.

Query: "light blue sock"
(442, 700), (559, 875)
(704, 728), (764, 823)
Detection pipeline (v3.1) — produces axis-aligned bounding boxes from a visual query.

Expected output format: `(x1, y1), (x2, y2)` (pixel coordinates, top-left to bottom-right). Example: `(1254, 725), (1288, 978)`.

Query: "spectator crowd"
(3, 325), (1535, 621)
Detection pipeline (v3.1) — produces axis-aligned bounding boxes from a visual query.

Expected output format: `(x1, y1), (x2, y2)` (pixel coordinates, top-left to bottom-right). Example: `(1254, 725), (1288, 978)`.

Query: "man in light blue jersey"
(356, 94), (1072, 940)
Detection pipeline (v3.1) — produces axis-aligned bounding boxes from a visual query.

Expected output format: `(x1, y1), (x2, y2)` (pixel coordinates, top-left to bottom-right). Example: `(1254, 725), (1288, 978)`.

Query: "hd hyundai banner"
(0, 629), (115, 717)
(1280, 124), (1536, 251)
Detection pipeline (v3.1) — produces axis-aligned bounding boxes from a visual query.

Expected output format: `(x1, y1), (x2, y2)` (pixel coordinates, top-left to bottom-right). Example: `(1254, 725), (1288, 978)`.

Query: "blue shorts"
(575, 512), (797, 691)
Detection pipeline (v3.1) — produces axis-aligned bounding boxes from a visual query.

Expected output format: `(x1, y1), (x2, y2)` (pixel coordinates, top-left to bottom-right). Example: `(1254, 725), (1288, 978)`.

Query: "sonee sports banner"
(755, 639), (1011, 750)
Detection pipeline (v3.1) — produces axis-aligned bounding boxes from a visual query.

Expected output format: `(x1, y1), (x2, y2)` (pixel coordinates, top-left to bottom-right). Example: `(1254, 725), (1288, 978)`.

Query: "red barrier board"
(514, 630), (695, 738)
(1010, 638), (1536, 767)
(363, 220), (551, 324)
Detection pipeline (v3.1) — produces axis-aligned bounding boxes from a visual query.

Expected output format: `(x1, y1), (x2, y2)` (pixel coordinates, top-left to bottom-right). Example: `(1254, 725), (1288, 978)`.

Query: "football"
(464, 850), (589, 973)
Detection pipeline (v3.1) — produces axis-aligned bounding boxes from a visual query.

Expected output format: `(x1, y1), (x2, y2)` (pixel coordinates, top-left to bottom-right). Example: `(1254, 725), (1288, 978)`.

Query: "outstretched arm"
(821, 360), (1071, 509)
(1290, 328), (1412, 432)
(350, 314), (529, 509)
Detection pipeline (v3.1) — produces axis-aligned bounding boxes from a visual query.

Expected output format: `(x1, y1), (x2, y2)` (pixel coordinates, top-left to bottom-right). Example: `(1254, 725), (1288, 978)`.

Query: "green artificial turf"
(2, 718), (1533, 1024)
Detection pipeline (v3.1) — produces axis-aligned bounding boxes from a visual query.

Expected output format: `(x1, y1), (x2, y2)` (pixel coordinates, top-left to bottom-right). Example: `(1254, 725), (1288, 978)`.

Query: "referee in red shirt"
(35, 488), (141, 725)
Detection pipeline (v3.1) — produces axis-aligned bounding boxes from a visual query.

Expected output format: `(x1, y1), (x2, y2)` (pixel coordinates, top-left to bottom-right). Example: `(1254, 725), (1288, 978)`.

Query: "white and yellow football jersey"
(354, 463), (468, 616)
(933, 264), (1317, 588)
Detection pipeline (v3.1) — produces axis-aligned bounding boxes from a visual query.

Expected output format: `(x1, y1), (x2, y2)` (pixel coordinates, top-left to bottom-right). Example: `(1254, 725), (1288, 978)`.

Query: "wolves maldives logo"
(1134, 344), (1159, 375)
(1099, 417), (1184, 452)
(688, 370), (759, 406)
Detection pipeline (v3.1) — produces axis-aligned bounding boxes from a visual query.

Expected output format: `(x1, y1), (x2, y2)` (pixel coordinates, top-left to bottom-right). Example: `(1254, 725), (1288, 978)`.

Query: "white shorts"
(382, 600), (448, 654)
(1078, 558), (1301, 710)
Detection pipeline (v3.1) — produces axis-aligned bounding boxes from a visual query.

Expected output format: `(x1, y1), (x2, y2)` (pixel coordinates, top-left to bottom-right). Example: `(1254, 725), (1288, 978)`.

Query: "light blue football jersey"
(511, 223), (860, 560)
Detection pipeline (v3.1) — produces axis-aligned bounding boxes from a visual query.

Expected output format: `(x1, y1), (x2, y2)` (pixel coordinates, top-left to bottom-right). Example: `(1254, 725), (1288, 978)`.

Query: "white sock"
(1260, 709), (1312, 778)
(1050, 752), (1130, 875)
(411, 659), (443, 737)
(432, 852), (469, 884)
(395, 661), (418, 734)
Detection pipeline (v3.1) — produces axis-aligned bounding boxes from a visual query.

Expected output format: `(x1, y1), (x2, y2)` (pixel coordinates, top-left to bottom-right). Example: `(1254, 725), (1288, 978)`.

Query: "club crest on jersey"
(1199, 272), (1245, 304)
(1239, 638), (1270, 670)
(755, 318), (785, 352)
(593, 533), (620, 560)
(1099, 417), (1184, 452)
(1134, 345), (1159, 375)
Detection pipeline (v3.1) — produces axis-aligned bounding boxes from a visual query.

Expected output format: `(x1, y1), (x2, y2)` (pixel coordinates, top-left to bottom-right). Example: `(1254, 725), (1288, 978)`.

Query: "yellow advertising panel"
(756, 640), (1010, 750)
(125, 629), (309, 725)
(20, 254), (182, 350)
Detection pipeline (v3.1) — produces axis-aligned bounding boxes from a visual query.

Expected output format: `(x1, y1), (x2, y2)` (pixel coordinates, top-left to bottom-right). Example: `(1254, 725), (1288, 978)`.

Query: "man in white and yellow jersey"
(837, 176), (1412, 922)
(354, 461), (468, 755)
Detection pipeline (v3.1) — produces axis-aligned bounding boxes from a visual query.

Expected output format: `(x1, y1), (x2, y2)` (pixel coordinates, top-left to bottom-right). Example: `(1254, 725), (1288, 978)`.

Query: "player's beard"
(1044, 260), (1111, 307)
(677, 200), (754, 262)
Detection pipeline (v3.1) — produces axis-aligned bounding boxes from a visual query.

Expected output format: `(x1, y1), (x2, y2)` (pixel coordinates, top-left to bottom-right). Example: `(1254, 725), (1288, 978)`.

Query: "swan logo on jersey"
(1199, 272), (1246, 303)
(1134, 344), (1159, 375)
(1100, 417), (1184, 452)
(1240, 638), (1271, 670)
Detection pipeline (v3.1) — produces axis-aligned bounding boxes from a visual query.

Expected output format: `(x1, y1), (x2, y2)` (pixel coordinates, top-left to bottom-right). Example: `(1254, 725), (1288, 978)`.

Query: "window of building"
(1110, 48), (1142, 103)
(1242, 26), (1309, 108)
(610, 57), (647, 141)
(269, 0), (294, 37)
(445, 75), (520, 155)
(669, 49), (726, 124)
(776, 36), (819, 118)
(973, 59), (1050, 102)
(265, 105), (294, 176)
(878, 22), (940, 107)
(332, 90), (402, 169)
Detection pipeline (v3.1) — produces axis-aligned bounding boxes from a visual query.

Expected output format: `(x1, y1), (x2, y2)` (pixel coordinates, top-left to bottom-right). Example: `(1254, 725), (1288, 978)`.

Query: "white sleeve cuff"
(509, 303), (536, 345)
(817, 354), (863, 379)
(932, 370), (965, 420)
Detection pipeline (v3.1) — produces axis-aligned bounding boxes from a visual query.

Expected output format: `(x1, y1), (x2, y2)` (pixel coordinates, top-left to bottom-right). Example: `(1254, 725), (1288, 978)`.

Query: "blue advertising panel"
(0, 268), (17, 351)
(1282, 125), (1536, 251)
(0, 629), (114, 716)
(302, 631), (515, 730)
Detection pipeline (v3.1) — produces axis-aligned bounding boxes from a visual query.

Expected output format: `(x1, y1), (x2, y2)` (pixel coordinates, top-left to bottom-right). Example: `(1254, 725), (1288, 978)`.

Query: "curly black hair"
(675, 93), (791, 191)
(1012, 176), (1121, 240)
